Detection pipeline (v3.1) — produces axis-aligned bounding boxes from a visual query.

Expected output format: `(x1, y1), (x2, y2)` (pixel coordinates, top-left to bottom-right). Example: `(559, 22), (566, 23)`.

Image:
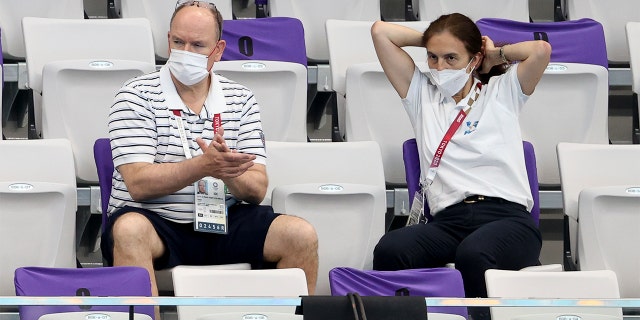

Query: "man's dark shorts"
(101, 204), (280, 270)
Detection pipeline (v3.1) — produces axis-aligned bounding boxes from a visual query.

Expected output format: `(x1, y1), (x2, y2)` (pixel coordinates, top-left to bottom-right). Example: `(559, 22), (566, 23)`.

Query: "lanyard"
(172, 109), (221, 160)
(424, 82), (482, 186)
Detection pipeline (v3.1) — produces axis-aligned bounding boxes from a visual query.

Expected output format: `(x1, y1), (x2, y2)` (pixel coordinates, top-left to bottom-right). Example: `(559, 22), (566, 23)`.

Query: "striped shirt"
(108, 65), (266, 223)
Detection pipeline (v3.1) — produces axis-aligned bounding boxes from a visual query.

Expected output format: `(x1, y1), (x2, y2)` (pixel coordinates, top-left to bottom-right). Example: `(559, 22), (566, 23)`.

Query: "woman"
(371, 13), (551, 320)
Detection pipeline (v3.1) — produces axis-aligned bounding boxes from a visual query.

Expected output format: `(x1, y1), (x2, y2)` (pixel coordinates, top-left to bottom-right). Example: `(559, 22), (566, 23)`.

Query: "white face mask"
(427, 57), (476, 98)
(167, 49), (211, 86)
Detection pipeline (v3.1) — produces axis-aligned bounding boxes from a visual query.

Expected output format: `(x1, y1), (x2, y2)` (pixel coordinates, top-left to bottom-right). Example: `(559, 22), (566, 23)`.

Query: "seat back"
(476, 17), (608, 69)
(265, 141), (386, 295)
(221, 17), (307, 67)
(557, 142), (640, 284)
(120, 0), (233, 61)
(345, 62), (427, 185)
(268, 0), (381, 62)
(0, 1), (84, 60)
(172, 266), (308, 319)
(326, 20), (429, 139)
(326, 19), (430, 97)
(523, 63), (609, 186)
(485, 269), (622, 320)
(476, 18), (609, 187)
(0, 139), (77, 296)
(0, 64), (3, 137)
(565, 0), (640, 64)
(94, 138), (114, 228)
(15, 266), (155, 320)
(416, 0), (529, 23)
(42, 59), (155, 183)
(625, 22), (640, 142)
(22, 17), (155, 139)
(329, 267), (467, 318)
(212, 60), (307, 142)
(403, 139), (540, 225)
(578, 185), (640, 298)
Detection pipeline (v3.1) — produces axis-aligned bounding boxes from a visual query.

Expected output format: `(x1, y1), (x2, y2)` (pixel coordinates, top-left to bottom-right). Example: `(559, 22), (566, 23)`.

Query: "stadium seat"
(217, 17), (308, 142)
(563, 0), (640, 65)
(120, 0), (233, 62)
(0, 139), (77, 296)
(415, 0), (530, 22)
(212, 60), (307, 142)
(329, 267), (467, 318)
(268, 0), (381, 63)
(93, 138), (251, 293)
(22, 17), (156, 182)
(625, 22), (640, 144)
(15, 266), (154, 320)
(264, 141), (386, 295)
(477, 18), (610, 186)
(0, 1), (84, 60)
(0, 64), (3, 138)
(403, 139), (540, 225)
(577, 185), (640, 298)
(326, 20), (429, 139)
(557, 142), (640, 295)
(221, 17), (307, 67)
(172, 267), (308, 319)
(0, 1), (84, 138)
(485, 269), (622, 320)
(343, 62), (426, 186)
(476, 18), (608, 70)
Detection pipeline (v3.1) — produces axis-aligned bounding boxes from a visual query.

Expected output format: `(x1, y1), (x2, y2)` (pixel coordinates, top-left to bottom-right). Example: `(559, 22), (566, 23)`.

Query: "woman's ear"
(475, 52), (485, 73)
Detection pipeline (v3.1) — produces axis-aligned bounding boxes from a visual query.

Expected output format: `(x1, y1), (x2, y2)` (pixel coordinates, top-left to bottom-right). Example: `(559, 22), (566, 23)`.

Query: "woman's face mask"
(167, 49), (212, 86)
(427, 57), (476, 98)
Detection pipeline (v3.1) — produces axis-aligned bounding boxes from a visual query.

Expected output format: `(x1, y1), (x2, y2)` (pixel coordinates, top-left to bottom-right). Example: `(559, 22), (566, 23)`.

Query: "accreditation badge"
(194, 177), (228, 234)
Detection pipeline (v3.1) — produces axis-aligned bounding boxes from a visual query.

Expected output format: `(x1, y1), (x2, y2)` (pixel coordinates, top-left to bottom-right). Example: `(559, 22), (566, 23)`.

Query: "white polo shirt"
(108, 65), (266, 222)
(403, 64), (533, 215)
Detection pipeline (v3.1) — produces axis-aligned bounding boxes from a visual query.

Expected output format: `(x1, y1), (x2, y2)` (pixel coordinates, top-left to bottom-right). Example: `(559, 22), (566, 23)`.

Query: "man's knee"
(111, 212), (156, 243)
(286, 216), (318, 251)
(268, 215), (318, 256)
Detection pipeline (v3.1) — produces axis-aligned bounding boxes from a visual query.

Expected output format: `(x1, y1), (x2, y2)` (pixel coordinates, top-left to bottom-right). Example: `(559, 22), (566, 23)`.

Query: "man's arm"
(118, 128), (259, 202)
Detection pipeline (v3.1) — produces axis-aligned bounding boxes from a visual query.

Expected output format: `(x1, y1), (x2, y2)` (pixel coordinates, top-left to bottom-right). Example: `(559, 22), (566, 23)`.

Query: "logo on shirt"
(259, 130), (266, 150)
(464, 120), (479, 135)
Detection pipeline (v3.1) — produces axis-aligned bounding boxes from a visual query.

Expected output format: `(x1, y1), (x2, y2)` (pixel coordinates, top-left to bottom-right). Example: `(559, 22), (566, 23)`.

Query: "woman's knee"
(373, 233), (408, 270)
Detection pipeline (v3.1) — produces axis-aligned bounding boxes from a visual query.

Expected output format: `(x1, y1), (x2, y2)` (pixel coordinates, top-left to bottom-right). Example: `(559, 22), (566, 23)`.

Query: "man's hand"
(195, 127), (256, 179)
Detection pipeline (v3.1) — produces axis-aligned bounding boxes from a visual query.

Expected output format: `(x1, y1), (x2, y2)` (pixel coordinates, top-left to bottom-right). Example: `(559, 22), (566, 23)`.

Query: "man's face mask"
(167, 48), (212, 86)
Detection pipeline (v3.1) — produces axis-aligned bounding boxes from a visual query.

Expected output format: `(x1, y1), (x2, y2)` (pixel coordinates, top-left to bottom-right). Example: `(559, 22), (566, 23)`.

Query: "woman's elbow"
(535, 40), (552, 63)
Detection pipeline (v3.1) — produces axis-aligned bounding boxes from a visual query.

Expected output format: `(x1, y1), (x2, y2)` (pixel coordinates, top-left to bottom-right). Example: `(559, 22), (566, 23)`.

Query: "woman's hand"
(479, 36), (500, 74)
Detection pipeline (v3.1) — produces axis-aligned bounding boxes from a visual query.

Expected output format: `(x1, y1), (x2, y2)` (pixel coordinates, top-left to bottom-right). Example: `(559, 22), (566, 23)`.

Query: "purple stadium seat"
(14, 266), (155, 320)
(403, 139), (540, 225)
(329, 267), (468, 318)
(94, 138), (113, 231)
(476, 18), (608, 69)
(220, 17), (307, 67)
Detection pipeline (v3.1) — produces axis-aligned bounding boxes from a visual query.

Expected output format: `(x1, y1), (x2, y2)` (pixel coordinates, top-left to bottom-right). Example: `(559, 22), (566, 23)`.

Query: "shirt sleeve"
(108, 82), (159, 168)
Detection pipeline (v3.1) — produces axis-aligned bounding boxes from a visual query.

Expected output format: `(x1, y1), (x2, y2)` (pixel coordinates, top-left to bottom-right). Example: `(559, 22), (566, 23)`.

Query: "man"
(101, 0), (319, 306)
(197, 179), (208, 195)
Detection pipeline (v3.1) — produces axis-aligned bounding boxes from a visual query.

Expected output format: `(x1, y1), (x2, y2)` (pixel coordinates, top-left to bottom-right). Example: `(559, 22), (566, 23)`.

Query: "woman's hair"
(422, 13), (509, 84)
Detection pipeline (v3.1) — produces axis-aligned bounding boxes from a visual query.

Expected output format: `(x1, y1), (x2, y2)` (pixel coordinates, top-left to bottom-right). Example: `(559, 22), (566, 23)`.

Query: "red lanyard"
(172, 109), (221, 159)
(425, 82), (482, 185)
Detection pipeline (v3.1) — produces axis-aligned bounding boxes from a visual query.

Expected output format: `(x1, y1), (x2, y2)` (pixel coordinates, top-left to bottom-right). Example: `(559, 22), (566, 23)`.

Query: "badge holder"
(194, 177), (229, 234)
